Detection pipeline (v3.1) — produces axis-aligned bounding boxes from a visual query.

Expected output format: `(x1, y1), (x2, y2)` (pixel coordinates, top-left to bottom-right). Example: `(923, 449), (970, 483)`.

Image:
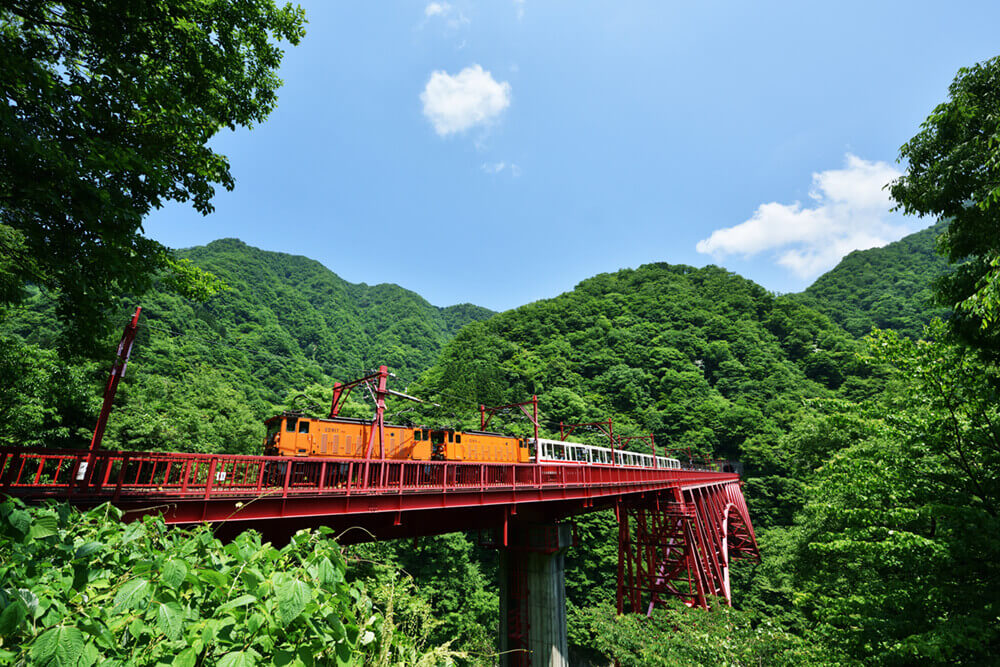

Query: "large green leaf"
(160, 559), (188, 590)
(8, 508), (30, 534)
(0, 600), (26, 635)
(112, 577), (150, 611)
(28, 514), (59, 540)
(174, 648), (198, 667)
(156, 601), (184, 640)
(29, 625), (86, 666)
(276, 577), (311, 626)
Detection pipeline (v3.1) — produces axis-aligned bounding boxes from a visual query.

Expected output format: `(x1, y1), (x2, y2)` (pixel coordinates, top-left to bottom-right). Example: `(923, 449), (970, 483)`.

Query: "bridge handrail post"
(181, 460), (192, 493)
(204, 458), (218, 500)
(254, 460), (265, 493)
(113, 453), (129, 502)
(1, 451), (18, 491)
(282, 458), (292, 498)
(319, 461), (327, 492)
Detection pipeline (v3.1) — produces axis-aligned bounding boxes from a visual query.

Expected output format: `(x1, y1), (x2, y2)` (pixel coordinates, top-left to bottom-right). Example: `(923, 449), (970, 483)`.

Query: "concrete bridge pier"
(495, 520), (575, 667)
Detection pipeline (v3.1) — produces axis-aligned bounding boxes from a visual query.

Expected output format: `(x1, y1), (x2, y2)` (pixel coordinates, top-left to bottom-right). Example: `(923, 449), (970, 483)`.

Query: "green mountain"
(795, 221), (952, 338)
(1, 238), (493, 451)
(412, 263), (868, 460)
(172, 239), (493, 386)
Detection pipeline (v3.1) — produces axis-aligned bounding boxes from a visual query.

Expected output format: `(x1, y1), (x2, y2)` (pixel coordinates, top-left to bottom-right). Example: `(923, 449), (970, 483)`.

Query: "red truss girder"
(617, 481), (759, 614)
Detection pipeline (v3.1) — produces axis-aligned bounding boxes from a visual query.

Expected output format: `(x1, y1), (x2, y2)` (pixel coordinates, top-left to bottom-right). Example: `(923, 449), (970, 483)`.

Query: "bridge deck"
(0, 447), (737, 534)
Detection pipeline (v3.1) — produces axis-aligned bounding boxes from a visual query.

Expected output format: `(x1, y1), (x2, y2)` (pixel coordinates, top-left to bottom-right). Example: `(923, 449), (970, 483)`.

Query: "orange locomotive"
(264, 412), (531, 464)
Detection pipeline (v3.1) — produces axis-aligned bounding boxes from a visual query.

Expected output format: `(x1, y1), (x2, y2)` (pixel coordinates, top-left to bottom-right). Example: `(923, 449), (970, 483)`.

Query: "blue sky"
(145, 1), (1000, 312)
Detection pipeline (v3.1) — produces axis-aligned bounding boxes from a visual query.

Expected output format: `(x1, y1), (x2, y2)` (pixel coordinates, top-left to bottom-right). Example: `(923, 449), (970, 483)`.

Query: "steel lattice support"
(617, 481), (759, 613)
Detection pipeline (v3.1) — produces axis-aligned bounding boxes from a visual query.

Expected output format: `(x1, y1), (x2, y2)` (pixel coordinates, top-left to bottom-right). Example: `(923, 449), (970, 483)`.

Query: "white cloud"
(481, 161), (521, 176)
(696, 154), (916, 279)
(481, 161), (506, 174)
(421, 65), (511, 136)
(425, 2), (449, 17)
(423, 2), (468, 28)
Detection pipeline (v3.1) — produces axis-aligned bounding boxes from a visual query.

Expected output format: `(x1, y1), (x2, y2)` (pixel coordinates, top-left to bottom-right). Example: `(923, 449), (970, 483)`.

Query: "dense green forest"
(2, 3), (998, 661)
(1, 239), (492, 453)
(794, 219), (952, 339)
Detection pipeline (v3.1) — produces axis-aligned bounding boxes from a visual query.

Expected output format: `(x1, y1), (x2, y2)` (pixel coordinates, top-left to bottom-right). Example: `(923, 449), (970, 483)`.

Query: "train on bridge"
(265, 411), (683, 469)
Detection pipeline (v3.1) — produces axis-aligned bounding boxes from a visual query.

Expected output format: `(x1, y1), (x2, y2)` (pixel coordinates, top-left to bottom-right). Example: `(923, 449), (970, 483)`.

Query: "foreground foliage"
(891, 55), (1000, 354)
(0, 499), (459, 666)
(790, 326), (1000, 663)
(571, 601), (832, 666)
(0, 0), (305, 350)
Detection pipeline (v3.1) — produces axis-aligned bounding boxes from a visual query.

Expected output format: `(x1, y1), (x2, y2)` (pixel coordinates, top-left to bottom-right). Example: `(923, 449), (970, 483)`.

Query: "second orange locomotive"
(264, 412), (531, 463)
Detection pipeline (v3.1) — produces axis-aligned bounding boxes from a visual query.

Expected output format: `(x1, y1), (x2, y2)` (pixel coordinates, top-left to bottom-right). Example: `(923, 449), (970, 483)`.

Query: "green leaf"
(79, 643), (100, 667)
(29, 513), (59, 539)
(30, 626), (85, 666)
(218, 594), (257, 613)
(74, 542), (103, 559)
(272, 650), (295, 666)
(113, 577), (151, 611)
(120, 522), (146, 544)
(335, 639), (352, 665)
(156, 601), (184, 640)
(199, 569), (228, 589)
(276, 577), (311, 626)
(174, 648), (198, 667)
(218, 650), (259, 667)
(329, 616), (346, 642)
(317, 557), (336, 587)
(0, 600), (26, 635)
(161, 559), (188, 589)
(8, 508), (30, 534)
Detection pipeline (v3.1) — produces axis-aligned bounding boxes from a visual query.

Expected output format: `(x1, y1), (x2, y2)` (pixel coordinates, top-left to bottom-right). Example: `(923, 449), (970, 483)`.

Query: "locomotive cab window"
(414, 430), (422, 441)
(286, 418), (297, 432)
(431, 431), (445, 445)
(455, 434), (461, 443)
(265, 421), (280, 446)
(298, 421), (310, 434)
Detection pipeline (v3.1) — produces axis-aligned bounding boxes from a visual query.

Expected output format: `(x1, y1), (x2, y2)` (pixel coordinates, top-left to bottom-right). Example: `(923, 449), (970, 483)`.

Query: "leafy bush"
(571, 601), (835, 666)
(0, 499), (456, 666)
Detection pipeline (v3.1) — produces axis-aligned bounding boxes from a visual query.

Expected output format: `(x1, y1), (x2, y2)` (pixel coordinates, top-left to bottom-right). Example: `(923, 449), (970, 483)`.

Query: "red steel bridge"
(0, 310), (760, 666)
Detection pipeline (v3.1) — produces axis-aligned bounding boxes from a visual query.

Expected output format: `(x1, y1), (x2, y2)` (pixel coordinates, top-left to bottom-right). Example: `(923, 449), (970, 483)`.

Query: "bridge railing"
(0, 447), (720, 503)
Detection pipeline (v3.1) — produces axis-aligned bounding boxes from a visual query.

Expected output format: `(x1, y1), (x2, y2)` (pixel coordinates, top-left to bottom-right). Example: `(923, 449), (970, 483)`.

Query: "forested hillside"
(410, 252), (998, 664)
(0, 239), (492, 453)
(794, 221), (952, 338)
(412, 262), (868, 457)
